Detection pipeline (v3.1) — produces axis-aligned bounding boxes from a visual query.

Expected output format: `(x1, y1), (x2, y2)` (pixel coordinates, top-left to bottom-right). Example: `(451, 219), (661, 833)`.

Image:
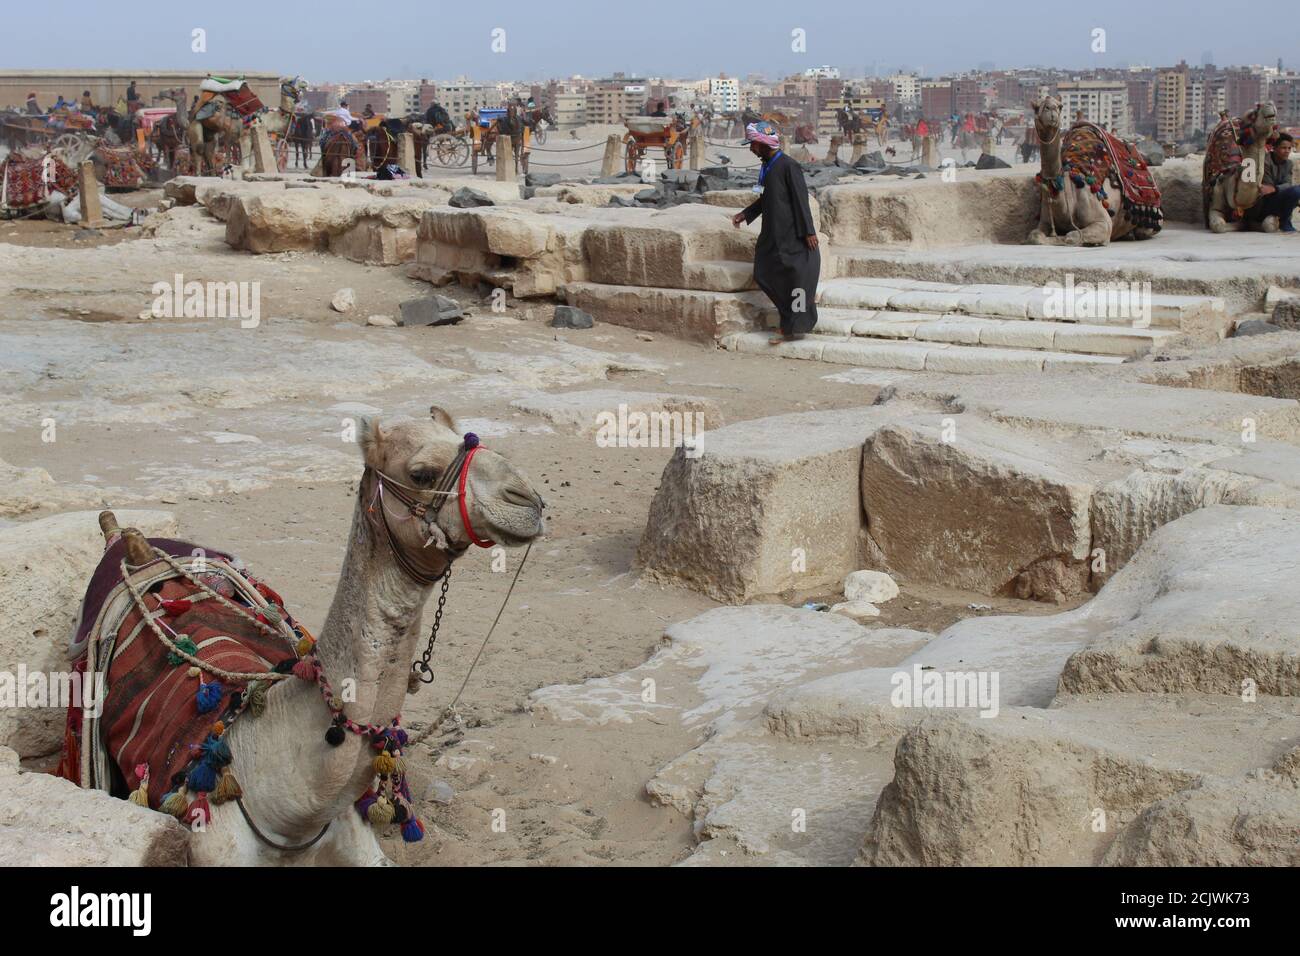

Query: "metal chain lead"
(409, 569), (452, 690)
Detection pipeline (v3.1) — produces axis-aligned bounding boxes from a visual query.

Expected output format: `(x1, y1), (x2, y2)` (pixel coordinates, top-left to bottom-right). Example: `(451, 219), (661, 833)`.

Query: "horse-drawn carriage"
(1, 110), (100, 165)
(623, 116), (690, 173)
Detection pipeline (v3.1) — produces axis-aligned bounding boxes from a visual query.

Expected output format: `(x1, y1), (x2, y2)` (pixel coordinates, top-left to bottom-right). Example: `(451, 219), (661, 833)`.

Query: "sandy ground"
(0, 195), (1062, 866)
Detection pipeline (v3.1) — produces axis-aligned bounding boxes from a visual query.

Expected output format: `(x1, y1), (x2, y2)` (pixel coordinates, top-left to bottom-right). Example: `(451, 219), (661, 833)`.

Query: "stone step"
(810, 308), (1178, 357)
(817, 276), (1224, 332)
(721, 331), (1126, 373)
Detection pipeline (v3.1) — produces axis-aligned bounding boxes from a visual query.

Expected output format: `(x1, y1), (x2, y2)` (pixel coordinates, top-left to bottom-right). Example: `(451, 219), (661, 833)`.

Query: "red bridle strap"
(457, 444), (495, 549)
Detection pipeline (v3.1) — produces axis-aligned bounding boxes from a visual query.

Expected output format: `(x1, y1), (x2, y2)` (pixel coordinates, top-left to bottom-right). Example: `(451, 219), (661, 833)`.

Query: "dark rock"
(525, 172), (561, 187)
(1234, 319), (1283, 337)
(634, 187), (661, 202)
(551, 305), (594, 329)
(662, 169), (699, 187)
(449, 187), (494, 208)
(701, 166), (730, 177)
(608, 195), (637, 207)
(522, 186), (536, 200)
(975, 152), (1011, 170)
(399, 295), (466, 327)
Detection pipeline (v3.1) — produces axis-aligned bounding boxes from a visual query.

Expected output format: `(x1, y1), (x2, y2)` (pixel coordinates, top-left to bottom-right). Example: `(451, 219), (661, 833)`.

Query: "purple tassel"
(462, 433), (480, 449)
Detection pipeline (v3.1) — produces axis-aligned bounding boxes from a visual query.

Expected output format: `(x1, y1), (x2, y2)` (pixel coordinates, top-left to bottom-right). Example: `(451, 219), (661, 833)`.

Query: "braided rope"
(529, 140), (602, 154)
(119, 556), (293, 683)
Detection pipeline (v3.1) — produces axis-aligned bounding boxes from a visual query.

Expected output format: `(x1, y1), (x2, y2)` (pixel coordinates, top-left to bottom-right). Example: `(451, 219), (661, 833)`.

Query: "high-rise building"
(1155, 66), (1188, 142)
(1057, 79), (1132, 136)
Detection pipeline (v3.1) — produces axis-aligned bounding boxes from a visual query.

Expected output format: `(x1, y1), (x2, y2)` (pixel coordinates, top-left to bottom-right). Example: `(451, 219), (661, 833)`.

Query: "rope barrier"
(528, 140), (602, 154)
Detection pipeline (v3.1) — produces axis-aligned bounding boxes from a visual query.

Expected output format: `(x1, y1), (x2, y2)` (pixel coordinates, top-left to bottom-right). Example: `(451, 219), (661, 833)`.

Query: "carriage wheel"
(533, 125), (547, 146)
(52, 132), (93, 165)
(625, 141), (641, 173)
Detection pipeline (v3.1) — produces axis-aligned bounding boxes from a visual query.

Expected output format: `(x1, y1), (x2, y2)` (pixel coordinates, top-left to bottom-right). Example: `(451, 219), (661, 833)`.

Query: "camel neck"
(1039, 129), (1062, 178)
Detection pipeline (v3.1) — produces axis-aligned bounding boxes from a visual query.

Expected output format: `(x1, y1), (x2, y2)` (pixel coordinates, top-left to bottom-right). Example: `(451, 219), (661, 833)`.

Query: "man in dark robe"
(731, 120), (820, 344)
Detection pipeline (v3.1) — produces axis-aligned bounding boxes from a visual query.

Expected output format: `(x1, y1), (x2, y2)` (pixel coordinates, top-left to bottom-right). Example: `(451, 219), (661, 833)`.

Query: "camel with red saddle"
(66, 408), (544, 866)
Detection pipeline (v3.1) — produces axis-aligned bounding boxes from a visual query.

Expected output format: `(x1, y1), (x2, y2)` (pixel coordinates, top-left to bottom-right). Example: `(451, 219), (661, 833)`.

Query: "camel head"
(359, 407), (545, 562)
(280, 76), (307, 104)
(1244, 101), (1277, 144)
(1031, 96), (1062, 142)
(158, 87), (185, 104)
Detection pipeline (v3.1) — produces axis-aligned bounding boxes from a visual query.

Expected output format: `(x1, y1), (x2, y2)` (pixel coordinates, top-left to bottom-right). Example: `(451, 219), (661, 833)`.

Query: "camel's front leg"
(1078, 216), (1113, 246)
(1208, 207), (1240, 233)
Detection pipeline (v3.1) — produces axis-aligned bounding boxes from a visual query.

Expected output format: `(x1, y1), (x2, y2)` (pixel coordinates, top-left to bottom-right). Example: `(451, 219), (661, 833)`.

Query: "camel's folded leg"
(1079, 218), (1113, 246)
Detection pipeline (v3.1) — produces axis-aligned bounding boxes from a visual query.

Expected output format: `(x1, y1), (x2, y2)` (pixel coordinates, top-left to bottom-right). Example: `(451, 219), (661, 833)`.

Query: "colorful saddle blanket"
(56, 537), (303, 809)
(1059, 121), (1163, 231)
(0, 152), (76, 211)
(93, 145), (152, 188)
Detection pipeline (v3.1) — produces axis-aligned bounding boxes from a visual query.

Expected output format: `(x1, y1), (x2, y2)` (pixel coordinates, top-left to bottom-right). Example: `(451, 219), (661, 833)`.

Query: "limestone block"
(638, 408), (889, 603)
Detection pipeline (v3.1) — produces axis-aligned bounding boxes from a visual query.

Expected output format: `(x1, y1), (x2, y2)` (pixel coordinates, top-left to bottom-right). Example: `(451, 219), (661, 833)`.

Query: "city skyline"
(7, 0), (1294, 84)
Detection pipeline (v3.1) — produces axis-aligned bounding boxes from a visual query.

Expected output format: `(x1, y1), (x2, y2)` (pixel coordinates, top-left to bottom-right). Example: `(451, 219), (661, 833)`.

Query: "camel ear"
(429, 405), (458, 432)
(358, 417), (385, 467)
(1030, 99), (1039, 110)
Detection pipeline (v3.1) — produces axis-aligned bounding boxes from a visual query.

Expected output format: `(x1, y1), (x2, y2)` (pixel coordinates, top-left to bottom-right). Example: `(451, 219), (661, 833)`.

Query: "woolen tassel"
(295, 634), (316, 657)
(354, 789), (378, 819)
(128, 782), (150, 807)
(367, 795), (395, 826)
(195, 680), (223, 713)
(187, 761), (218, 793)
(291, 658), (321, 682)
(167, 636), (199, 666)
(160, 787), (189, 817)
(401, 818), (424, 843)
(247, 680), (268, 716)
(212, 767), (242, 804)
(324, 724), (346, 746)
(373, 752), (396, 776)
(200, 735), (232, 767)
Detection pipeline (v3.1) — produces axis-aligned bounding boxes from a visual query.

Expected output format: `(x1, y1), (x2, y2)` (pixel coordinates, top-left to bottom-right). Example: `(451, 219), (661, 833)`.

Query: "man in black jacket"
(731, 120), (820, 344)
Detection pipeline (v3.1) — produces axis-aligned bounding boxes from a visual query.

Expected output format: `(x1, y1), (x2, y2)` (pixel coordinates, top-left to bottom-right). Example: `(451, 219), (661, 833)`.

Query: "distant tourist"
(81, 90), (94, 112)
(126, 81), (140, 114)
(25, 92), (41, 114)
(1247, 132), (1298, 233)
(730, 120), (820, 345)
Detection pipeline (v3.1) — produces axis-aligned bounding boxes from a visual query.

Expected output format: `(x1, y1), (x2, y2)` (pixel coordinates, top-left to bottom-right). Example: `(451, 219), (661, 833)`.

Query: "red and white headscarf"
(745, 121), (781, 148)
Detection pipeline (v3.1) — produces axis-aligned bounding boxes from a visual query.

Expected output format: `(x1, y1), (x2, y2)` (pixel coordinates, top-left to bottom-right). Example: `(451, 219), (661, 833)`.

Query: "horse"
(287, 112), (318, 168)
(320, 126), (363, 177)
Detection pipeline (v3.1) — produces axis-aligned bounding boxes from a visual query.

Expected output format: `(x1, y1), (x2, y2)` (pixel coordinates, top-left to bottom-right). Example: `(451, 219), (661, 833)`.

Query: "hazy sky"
(8, 0), (1292, 82)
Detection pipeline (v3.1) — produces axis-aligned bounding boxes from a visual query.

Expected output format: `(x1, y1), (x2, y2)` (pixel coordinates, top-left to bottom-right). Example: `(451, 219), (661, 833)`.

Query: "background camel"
(1027, 96), (1161, 246)
(186, 98), (242, 176)
(95, 408), (544, 865)
(1204, 102), (1279, 232)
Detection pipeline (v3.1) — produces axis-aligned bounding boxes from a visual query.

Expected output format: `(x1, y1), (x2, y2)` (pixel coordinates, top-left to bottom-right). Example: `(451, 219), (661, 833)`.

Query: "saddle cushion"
(57, 537), (302, 809)
(1061, 121), (1163, 230)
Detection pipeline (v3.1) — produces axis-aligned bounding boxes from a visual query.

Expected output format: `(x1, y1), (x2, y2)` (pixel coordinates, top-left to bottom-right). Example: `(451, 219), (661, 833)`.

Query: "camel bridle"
(364, 432), (496, 588)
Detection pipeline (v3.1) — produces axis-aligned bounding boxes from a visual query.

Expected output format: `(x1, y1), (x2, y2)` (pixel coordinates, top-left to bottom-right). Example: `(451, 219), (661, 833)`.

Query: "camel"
(153, 87), (189, 169)
(1204, 101), (1279, 233)
(91, 408), (545, 865)
(186, 97), (242, 176)
(252, 76), (308, 171)
(1027, 95), (1161, 246)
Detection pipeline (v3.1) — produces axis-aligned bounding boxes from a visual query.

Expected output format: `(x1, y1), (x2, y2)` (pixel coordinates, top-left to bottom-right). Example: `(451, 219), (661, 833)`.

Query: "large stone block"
(638, 408), (886, 603)
(860, 419), (1101, 601)
(0, 510), (178, 757)
(0, 747), (189, 865)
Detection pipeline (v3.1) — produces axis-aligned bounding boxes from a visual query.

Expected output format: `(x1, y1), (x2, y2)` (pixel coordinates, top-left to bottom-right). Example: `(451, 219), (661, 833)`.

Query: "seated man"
(1247, 132), (1298, 233)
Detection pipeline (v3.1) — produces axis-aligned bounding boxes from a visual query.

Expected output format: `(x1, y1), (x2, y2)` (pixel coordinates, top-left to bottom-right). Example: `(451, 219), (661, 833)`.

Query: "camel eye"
(409, 468), (439, 487)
